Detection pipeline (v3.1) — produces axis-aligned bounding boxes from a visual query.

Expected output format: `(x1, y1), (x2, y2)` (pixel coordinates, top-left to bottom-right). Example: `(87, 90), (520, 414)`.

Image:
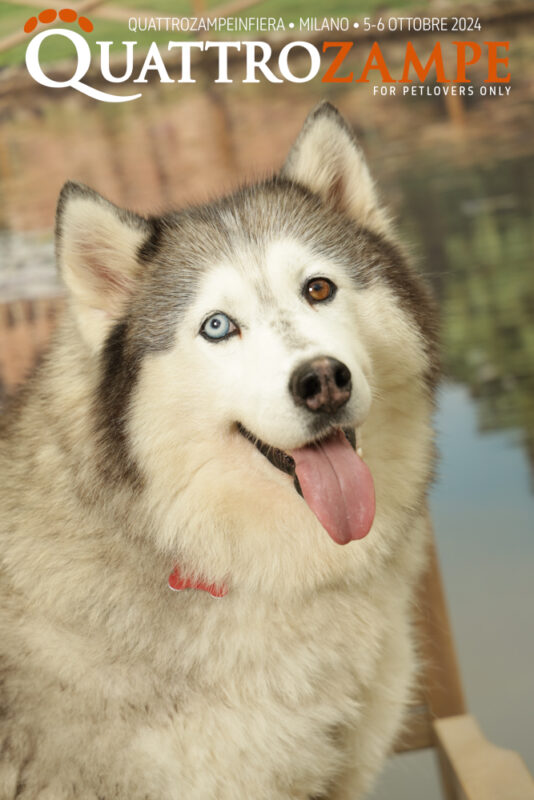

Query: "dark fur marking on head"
(95, 320), (143, 487)
(134, 175), (438, 392)
(138, 216), (164, 263)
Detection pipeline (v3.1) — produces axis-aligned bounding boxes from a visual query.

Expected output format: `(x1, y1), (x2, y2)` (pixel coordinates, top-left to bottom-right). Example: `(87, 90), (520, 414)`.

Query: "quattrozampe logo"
(24, 10), (328, 102)
(23, 10), (511, 103)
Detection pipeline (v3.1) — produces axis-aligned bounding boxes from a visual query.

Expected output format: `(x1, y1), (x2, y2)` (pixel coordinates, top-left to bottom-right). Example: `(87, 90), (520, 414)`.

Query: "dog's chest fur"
(3, 556), (413, 800)
(126, 589), (378, 798)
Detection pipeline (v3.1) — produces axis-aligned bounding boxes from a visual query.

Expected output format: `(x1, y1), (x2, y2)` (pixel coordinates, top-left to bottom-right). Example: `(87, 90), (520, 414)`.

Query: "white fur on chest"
(123, 578), (413, 800)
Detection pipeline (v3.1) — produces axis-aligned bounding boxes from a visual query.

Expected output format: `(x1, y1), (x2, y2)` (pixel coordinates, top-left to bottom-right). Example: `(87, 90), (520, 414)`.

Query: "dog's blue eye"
(200, 312), (238, 342)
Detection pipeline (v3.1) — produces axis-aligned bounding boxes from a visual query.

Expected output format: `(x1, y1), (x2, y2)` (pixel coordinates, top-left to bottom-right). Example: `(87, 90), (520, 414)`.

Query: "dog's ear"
(56, 182), (154, 351)
(281, 102), (390, 234)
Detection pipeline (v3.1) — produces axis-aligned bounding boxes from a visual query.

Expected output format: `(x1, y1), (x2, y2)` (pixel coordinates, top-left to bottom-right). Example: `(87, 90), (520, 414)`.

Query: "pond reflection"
(388, 152), (534, 490)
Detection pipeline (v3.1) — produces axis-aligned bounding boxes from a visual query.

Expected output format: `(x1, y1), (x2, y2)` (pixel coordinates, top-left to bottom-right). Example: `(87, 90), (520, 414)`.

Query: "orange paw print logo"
(24, 8), (93, 34)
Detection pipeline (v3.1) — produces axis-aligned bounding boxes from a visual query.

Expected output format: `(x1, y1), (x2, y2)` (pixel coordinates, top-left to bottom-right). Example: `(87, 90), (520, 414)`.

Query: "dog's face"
(55, 104), (438, 588)
(186, 235), (372, 450)
(164, 224), (380, 547)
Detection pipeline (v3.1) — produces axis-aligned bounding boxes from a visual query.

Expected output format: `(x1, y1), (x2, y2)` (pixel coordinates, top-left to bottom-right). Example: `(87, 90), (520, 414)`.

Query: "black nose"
(290, 357), (352, 414)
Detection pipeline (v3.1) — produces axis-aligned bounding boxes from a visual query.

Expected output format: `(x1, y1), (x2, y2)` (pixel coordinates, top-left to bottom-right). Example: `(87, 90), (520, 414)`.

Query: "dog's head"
(55, 103), (438, 588)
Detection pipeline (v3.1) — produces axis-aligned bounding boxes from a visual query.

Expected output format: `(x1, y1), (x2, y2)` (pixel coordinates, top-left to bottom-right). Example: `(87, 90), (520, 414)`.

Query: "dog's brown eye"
(305, 278), (336, 304)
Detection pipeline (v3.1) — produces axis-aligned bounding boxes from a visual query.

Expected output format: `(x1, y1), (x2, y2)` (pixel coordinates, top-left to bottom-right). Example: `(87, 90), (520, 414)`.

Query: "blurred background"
(0, 0), (533, 797)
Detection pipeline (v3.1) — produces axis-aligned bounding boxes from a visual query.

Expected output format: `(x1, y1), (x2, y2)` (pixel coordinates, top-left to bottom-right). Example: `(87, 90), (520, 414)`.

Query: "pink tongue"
(290, 431), (375, 545)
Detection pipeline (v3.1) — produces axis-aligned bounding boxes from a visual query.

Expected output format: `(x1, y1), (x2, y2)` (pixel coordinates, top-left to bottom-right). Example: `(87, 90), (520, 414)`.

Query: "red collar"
(168, 566), (228, 598)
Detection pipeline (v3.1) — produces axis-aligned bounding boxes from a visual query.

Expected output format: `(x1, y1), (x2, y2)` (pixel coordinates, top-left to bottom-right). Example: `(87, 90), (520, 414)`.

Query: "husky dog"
(0, 103), (438, 799)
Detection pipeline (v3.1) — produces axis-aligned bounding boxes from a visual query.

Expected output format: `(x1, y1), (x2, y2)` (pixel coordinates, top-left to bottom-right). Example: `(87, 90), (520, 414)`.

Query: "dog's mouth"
(237, 422), (300, 478)
(237, 423), (375, 545)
